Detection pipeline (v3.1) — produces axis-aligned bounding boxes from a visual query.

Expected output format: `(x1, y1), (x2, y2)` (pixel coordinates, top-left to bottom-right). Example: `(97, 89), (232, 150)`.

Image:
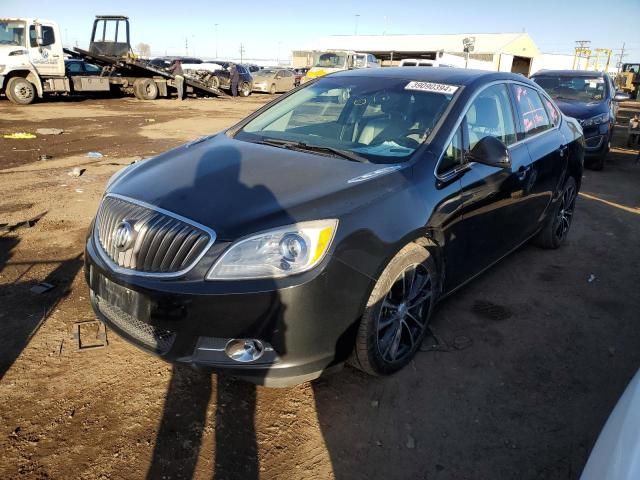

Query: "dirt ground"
(0, 94), (639, 480)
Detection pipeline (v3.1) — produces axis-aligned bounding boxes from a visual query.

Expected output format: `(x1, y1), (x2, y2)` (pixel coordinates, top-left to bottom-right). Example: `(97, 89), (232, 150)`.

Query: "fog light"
(225, 339), (264, 362)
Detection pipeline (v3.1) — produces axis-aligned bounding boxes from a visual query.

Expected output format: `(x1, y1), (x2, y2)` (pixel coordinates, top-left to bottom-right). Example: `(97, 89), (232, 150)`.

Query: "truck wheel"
(239, 82), (251, 97)
(134, 79), (158, 100)
(6, 77), (36, 105)
(210, 76), (220, 89)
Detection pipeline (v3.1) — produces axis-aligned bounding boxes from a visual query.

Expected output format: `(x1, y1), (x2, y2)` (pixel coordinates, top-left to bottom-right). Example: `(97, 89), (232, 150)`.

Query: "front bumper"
(84, 233), (372, 386)
(582, 123), (611, 159)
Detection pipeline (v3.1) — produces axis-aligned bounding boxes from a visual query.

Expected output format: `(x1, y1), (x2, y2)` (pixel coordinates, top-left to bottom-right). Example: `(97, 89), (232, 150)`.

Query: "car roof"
(531, 69), (606, 77)
(330, 67), (535, 87)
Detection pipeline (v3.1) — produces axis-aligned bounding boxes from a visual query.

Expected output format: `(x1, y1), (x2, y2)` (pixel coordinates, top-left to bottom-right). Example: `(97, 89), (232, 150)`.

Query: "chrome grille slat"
(95, 195), (212, 276)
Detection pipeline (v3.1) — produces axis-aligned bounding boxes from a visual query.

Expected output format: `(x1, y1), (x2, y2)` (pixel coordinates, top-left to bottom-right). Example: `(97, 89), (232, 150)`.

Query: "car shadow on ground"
(0, 233), (83, 378)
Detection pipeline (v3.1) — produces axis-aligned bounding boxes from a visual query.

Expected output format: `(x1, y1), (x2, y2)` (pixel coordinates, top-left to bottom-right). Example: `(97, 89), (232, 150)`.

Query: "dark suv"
(531, 70), (629, 170)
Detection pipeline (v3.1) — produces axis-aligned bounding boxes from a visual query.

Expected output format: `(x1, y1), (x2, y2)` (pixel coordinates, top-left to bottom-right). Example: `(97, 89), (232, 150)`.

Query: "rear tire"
(134, 78), (158, 100)
(6, 77), (36, 105)
(351, 244), (437, 376)
(533, 176), (577, 249)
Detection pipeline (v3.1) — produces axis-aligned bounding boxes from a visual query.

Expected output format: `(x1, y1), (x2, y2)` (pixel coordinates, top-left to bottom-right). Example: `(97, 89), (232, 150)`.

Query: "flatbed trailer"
(0, 15), (223, 105)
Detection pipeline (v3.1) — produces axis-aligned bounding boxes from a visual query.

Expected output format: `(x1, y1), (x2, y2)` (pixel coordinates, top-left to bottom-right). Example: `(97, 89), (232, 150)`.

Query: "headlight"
(580, 113), (609, 127)
(207, 219), (338, 280)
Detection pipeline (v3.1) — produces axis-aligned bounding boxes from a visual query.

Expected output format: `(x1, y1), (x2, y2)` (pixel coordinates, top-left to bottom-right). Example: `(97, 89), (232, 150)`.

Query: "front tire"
(239, 82), (251, 97)
(534, 176), (577, 249)
(6, 77), (36, 105)
(352, 244), (437, 376)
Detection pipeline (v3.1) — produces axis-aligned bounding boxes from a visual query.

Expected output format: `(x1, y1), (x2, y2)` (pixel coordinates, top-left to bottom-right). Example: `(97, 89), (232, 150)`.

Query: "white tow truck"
(0, 16), (222, 105)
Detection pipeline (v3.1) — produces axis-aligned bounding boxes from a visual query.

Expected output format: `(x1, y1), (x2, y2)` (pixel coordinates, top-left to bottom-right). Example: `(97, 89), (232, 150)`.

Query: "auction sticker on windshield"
(405, 81), (459, 95)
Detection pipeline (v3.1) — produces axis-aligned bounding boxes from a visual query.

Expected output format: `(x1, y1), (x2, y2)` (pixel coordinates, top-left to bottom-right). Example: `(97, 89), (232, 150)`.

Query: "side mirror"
(466, 136), (511, 170)
(614, 91), (631, 102)
(35, 24), (44, 46)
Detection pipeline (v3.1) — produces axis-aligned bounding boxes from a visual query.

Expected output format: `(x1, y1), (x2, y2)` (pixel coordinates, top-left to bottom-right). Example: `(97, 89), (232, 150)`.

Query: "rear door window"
(512, 85), (552, 137)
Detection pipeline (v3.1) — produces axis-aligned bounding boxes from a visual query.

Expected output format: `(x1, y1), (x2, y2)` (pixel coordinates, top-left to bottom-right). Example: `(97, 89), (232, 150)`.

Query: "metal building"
(293, 32), (540, 75)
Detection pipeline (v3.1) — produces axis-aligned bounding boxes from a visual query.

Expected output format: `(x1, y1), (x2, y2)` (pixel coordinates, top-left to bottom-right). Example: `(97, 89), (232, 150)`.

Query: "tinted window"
(85, 63), (102, 74)
(541, 95), (560, 126)
(66, 62), (83, 73)
(438, 125), (464, 174)
(466, 83), (517, 149)
(512, 85), (552, 137)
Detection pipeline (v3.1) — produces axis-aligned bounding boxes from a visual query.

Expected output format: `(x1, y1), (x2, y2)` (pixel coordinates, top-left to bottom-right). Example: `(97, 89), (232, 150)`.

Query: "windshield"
(0, 20), (26, 46)
(533, 75), (608, 102)
(236, 76), (457, 163)
(314, 53), (347, 69)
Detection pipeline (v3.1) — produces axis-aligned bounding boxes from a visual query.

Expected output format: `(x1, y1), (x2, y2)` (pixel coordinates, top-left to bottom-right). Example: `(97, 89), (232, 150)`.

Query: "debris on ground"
(68, 167), (86, 177)
(86, 152), (104, 158)
(39, 154), (53, 161)
(0, 216), (41, 232)
(3, 132), (37, 139)
(35, 128), (64, 135)
(30, 282), (55, 294)
(73, 320), (108, 351)
(588, 274), (596, 283)
(75, 188), (84, 193)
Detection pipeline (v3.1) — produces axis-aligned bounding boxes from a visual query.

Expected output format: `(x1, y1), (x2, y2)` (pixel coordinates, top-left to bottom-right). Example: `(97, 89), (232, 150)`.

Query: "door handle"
(558, 145), (568, 157)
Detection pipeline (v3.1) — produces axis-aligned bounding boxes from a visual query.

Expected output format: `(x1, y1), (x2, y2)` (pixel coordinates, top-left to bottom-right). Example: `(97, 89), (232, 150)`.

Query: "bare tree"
(135, 43), (151, 58)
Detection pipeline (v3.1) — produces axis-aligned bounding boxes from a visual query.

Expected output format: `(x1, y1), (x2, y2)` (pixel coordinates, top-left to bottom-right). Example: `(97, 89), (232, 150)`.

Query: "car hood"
(108, 134), (406, 239)
(553, 98), (607, 120)
(580, 369), (640, 480)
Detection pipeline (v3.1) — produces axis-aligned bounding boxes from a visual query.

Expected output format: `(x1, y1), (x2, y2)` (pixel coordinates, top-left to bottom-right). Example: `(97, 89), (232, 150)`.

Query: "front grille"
(95, 295), (176, 354)
(96, 195), (212, 275)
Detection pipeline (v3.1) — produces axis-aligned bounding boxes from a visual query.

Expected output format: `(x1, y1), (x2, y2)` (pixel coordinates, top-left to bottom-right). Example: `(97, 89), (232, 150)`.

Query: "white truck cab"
(1, 17), (66, 104)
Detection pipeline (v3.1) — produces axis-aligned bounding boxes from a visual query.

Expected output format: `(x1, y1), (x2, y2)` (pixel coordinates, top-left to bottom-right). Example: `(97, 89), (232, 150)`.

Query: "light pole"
(214, 24), (219, 59)
(354, 14), (360, 36)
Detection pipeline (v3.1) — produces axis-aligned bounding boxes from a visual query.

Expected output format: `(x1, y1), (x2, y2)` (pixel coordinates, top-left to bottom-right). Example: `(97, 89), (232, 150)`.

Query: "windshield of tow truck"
(314, 52), (347, 69)
(0, 21), (26, 47)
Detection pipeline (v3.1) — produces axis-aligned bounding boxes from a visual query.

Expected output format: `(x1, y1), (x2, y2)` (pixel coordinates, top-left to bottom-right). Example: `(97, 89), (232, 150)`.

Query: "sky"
(3, 0), (640, 62)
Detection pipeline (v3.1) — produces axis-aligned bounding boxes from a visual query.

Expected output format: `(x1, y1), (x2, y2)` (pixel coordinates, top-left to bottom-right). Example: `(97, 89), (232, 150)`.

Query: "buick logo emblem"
(113, 220), (135, 251)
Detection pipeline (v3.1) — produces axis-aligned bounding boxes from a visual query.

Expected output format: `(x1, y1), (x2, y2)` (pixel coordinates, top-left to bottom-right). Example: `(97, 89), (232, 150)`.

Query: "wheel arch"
(3, 69), (43, 97)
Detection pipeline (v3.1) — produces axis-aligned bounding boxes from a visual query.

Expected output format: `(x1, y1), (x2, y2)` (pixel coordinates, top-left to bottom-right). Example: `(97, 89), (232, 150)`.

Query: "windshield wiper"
(255, 138), (368, 163)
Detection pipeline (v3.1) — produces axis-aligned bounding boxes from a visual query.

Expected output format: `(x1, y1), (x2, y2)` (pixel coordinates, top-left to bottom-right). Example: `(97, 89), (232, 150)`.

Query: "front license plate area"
(91, 268), (151, 322)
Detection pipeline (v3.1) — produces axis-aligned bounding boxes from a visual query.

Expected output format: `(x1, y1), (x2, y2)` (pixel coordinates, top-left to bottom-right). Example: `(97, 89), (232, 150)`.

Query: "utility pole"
(214, 24), (219, 59)
(616, 42), (627, 74)
(185, 37), (189, 56)
(354, 14), (360, 36)
(239, 43), (245, 63)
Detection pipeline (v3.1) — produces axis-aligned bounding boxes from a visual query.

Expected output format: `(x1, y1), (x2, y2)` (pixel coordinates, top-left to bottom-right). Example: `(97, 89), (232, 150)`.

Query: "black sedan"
(85, 68), (584, 386)
(531, 69), (629, 170)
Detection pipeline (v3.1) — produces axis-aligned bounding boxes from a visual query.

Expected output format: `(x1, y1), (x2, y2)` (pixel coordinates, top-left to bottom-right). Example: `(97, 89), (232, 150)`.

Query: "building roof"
(304, 32), (538, 56)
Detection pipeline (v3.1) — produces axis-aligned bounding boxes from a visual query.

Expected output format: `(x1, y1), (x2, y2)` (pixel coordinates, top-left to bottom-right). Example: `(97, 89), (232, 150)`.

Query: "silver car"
(252, 68), (296, 94)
